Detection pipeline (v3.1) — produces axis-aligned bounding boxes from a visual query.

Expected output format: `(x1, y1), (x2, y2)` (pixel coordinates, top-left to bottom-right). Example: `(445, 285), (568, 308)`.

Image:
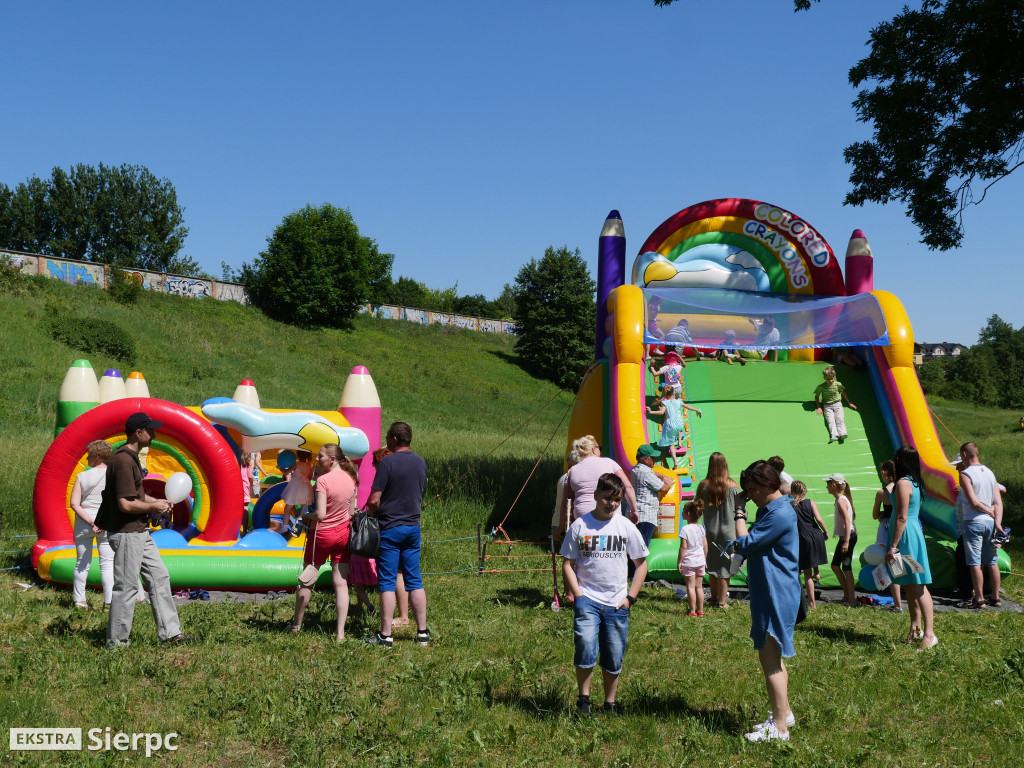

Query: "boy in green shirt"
(814, 366), (857, 444)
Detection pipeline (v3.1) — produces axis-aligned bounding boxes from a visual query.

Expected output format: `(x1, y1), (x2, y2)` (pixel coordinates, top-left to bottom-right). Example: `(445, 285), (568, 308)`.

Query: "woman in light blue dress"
(887, 445), (937, 650)
(733, 460), (800, 743)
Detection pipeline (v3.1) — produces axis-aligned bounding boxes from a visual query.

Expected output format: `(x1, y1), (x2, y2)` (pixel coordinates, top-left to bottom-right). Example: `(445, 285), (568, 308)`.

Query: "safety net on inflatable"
(642, 287), (889, 350)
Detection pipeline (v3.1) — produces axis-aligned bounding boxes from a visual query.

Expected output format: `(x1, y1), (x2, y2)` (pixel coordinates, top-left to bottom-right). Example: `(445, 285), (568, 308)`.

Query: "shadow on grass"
(493, 685), (743, 730)
(489, 586), (551, 608)
(797, 623), (878, 645)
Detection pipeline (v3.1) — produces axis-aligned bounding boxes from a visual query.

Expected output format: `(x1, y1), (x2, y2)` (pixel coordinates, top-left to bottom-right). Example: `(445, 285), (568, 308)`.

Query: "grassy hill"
(0, 274), (574, 535)
(3, 273), (1024, 767)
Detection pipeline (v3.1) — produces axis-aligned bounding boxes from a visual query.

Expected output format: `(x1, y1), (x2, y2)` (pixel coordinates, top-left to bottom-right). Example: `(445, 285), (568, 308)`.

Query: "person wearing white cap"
(825, 472), (857, 605)
(95, 412), (191, 647)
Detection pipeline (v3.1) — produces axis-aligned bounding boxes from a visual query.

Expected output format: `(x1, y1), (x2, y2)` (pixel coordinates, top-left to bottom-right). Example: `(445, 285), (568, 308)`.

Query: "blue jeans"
(573, 595), (630, 674)
(963, 516), (997, 566)
(377, 525), (423, 592)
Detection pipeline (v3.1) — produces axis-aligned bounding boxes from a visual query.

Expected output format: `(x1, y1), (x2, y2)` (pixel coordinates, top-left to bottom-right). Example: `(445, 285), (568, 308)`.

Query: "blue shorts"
(963, 516), (997, 566)
(377, 525), (423, 592)
(573, 595), (630, 675)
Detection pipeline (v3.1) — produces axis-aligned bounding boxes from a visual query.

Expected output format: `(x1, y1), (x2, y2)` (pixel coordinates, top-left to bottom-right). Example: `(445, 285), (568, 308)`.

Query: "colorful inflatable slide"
(32, 364), (381, 590)
(570, 199), (1010, 587)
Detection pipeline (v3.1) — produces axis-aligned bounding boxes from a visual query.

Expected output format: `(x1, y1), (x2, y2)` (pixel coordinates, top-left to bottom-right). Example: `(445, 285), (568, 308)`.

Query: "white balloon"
(164, 472), (193, 504)
(863, 544), (886, 566)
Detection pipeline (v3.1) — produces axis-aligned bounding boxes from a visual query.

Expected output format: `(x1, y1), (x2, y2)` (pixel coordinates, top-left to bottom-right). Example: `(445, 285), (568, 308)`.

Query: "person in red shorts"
(286, 443), (358, 641)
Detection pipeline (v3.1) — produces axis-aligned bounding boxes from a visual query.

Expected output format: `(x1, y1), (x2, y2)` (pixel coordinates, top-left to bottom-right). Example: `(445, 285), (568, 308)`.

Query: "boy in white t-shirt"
(560, 473), (649, 716)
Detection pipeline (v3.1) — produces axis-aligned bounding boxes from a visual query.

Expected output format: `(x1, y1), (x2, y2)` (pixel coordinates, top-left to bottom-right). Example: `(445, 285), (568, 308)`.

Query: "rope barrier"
(928, 407), (962, 447)
(492, 399), (574, 542)
(421, 535), (481, 545)
(423, 386), (568, 509)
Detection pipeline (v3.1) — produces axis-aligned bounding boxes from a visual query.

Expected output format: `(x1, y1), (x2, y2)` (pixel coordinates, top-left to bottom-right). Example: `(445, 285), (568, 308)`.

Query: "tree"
(384, 275), (428, 308)
(490, 283), (516, 320)
(511, 246), (596, 389)
(240, 203), (394, 328)
(0, 163), (197, 273)
(654, 0), (1024, 250)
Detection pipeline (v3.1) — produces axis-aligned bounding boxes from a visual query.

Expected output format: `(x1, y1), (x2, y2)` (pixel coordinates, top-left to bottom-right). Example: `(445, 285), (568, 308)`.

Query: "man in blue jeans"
(956, 442), (1004, 607)
(365, 422), (429, 647)
(561, 473), (648, 715)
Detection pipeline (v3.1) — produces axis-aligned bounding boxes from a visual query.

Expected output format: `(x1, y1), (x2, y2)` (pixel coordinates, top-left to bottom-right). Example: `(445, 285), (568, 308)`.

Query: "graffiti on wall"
(1, 251), (38, 274)
(165, 276), (212, 299)
(124, 270), (162, 291)
(362, 303), (513, 335)
(44, 258), (103, 286)
(216, 282), (247, 303)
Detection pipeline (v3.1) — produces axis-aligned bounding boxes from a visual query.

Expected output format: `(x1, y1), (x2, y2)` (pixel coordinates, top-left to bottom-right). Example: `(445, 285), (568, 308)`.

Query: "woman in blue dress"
(733, 460), (801, 743)
(887, 445), (937, 650)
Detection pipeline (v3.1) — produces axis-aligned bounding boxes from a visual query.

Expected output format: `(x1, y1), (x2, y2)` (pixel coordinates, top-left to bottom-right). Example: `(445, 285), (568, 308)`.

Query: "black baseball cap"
(125, 412), (163, 433)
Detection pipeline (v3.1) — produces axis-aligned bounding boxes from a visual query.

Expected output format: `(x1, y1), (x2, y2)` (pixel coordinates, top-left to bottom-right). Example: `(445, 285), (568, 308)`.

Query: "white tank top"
(959, 464), (998, 523)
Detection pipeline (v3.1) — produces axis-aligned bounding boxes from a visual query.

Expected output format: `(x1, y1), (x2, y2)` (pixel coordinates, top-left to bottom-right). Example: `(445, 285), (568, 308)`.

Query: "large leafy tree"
(511, 246), (596, 389)
(241, 203), (394, 328)
(0, 163), (196, 273)
(654, 0), (1024, 250)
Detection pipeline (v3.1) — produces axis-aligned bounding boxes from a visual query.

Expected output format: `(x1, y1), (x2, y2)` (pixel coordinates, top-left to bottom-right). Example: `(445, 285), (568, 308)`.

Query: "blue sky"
(3, 1), (1019, 344)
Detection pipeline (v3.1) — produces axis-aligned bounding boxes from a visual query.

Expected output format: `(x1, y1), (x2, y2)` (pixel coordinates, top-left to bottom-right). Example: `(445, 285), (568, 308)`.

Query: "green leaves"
(511, 246), (596, 390)
(0, 163), (193, 272)
(241, 203), (394, 328)
(843, 0), (1024, 250)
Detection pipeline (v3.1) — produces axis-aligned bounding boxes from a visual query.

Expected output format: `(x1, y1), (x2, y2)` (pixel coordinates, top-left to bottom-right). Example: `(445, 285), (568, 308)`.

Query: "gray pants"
(823, 401), (847, 440)
(106, 531), (181, 645)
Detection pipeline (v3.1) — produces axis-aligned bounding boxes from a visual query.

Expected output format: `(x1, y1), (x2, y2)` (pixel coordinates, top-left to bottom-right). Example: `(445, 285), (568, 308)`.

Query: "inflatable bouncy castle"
(32, 364), (381, 591)
(572, 199), (1010, 587)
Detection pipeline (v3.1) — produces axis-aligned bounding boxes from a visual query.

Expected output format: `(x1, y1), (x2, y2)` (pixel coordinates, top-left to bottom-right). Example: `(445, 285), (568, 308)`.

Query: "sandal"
(284, 623), (300, 634)
(988, 598), (1002, 608)
(957, 600), (986, 610)
(905, 627), (924, 644)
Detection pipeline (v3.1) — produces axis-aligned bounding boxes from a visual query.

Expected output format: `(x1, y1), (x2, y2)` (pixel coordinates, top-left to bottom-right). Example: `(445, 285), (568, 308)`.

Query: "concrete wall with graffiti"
(2, 249), (514, 335)
(362, 303), (514, 335)
(0, 249), (246, 304)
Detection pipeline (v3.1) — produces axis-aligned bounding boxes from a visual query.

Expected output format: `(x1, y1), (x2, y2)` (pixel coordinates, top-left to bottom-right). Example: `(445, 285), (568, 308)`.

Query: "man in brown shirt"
(99, 412), (191, 647)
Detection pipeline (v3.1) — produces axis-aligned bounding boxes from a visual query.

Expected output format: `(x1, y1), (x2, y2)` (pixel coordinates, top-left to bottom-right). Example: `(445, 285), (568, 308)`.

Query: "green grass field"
(2, 275), (1024, 766)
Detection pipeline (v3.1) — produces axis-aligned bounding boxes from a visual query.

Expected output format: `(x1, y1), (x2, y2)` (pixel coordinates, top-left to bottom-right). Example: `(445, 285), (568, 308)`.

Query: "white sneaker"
(745, 717), (792, 742)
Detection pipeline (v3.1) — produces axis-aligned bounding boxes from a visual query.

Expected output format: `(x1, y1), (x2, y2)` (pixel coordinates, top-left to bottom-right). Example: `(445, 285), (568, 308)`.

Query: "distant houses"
(914, 341), (967, 365)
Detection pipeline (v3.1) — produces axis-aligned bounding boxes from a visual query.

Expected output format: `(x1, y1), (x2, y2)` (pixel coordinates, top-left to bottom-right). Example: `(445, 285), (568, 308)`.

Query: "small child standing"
(676, 500), (708, 616)
(647, 384), (702, 469)
(649, 350), (685, 394)
(814, 366), (858, 444)
(560, 473), (649, 716)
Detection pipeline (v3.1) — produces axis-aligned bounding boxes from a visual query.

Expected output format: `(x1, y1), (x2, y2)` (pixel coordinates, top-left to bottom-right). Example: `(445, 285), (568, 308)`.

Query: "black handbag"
(347, 511), (380, 558)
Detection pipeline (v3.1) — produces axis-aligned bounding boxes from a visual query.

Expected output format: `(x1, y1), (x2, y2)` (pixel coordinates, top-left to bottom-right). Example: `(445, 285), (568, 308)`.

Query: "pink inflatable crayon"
(339, 366), (381, 508)
(844, 229), (874, 296)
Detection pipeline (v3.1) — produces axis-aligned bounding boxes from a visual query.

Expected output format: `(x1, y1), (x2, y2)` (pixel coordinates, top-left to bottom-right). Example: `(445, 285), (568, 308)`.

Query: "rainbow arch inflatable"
(578, 198), (1009, 586)
(32, 367), (381, 591)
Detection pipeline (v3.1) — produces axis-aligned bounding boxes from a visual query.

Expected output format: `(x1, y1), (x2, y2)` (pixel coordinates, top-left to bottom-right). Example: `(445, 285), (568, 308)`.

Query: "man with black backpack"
(97, 412), (191, 647)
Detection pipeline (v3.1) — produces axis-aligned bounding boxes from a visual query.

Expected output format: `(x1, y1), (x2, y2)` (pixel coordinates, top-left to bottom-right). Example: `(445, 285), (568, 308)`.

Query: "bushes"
(0, 257), (28, 295)
(107, 265), (144, 305)
(45, 305), (137, 366)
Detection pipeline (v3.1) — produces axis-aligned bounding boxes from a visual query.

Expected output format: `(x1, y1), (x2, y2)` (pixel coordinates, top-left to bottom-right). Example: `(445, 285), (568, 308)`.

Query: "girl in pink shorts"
(677, 500), (709, 616)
